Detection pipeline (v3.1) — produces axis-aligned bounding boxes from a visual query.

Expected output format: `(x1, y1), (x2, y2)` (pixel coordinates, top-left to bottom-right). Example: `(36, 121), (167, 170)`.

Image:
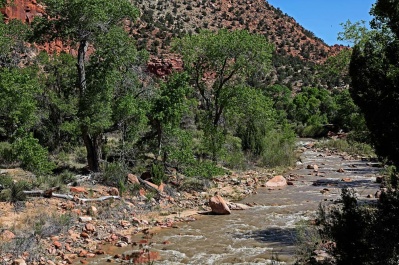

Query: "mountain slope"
(1, 0), (347, 88)
(130, 0), (347, 89)
(131, 0), (345, 63)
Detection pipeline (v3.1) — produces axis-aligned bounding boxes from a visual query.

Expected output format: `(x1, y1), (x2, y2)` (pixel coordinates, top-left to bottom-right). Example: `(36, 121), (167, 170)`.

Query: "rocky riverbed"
(0, 140), (383, 265)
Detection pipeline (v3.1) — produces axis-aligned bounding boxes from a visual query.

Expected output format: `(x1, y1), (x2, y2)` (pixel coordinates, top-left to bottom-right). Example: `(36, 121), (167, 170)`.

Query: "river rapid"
(96, 140), (382, 265)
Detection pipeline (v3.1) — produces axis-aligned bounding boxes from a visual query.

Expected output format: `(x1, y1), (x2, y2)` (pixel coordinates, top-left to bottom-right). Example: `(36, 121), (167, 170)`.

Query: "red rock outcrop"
(0, 0), (44, 23)
(147, 55), (183, 78)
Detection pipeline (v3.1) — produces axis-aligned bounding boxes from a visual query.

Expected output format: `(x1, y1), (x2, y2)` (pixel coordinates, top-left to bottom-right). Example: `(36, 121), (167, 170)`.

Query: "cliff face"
(1, 0), (73, 54)
(0, 0), (44, 23)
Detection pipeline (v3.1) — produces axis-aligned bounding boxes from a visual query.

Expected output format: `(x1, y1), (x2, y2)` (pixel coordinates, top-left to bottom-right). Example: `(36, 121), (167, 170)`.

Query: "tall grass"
(315, 139), (375, 157)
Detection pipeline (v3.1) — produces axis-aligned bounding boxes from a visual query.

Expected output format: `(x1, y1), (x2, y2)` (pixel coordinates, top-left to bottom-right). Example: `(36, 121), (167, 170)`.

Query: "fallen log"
(23, 190), (120, 202)
(52, 194), (121, 203)
(23, 186), (60, 198)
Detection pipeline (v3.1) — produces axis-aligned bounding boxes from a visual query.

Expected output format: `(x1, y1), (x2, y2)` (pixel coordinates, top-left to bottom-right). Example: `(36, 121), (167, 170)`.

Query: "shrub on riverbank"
(315, 139), (375, 157)
(314, 187), (399, 265)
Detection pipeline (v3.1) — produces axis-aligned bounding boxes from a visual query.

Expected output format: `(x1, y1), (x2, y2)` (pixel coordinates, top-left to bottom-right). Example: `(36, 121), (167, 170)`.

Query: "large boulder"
(265, 175), (287, 188)
(209, 194), (231, 215)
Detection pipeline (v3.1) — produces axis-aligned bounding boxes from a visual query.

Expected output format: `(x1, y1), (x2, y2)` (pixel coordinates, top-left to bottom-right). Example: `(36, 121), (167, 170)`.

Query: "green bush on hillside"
(12, 134), (55, 176)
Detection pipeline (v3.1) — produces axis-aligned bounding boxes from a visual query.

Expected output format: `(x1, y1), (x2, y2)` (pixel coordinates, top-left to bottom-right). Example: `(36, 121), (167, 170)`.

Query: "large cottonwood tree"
(173, 29), (274, 159)
(33, 0), (146, 171)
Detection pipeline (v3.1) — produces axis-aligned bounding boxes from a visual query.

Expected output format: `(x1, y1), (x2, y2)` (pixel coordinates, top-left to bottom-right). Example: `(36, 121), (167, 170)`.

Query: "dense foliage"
(0, 0), (306, 183)
(350, 1), (399, 167)
(315, 1), (399, 265)
(0, 0), (369, 197)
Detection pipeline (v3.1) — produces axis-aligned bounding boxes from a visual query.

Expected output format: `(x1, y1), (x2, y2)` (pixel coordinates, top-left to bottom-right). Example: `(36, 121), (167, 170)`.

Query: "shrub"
(12, 134), (55, 175)
(220, 135), (246, 170)
(35, 212), (74, 238)
(102, 161), (129, 195)
(183, 161), (226, 179)
(298, 124), (326, 138)
(0, 141), (13, 165)
(259, 127), (297, 168)
(150, 161), (167, 185)
(316, 186), (399, 265)
(0, 178), (31, 210)
(315, 139), (375, 157)
(294, 220), (323, 264)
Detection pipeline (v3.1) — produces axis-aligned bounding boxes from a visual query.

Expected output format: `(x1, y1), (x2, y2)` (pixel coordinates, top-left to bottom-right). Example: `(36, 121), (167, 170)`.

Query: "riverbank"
(0, 139), (382, 265)
(0, 155), (283, 265)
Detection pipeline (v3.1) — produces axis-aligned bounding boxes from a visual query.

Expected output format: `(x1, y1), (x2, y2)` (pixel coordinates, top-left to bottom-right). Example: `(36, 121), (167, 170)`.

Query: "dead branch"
(23, 190), (120, 202)
(137, 176), (165, 197)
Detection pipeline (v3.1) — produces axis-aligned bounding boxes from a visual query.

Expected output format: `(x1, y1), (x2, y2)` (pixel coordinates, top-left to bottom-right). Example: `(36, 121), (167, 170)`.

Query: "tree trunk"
(77, 39), (88, 96)
(82, 127), (101, 172)
(77, 39), (100, 172)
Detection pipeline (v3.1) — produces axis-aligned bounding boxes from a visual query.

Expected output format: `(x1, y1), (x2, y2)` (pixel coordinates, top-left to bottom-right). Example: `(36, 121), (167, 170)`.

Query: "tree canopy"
(173, 29), (274, 127)
(349, 0), (399, 167)
(172, 29), (274, 159)
(32, 0), (145, 172)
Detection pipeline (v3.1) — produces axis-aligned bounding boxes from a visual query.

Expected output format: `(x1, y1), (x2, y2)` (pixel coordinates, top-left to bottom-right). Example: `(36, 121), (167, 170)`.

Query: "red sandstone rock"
(53, 241), (62, 249)
(265, 175), (287, 188)
(11, 259), (26, 265)
(87, 205), (98, 216)
(147, 55), (183, 78)
(1, 230), (15, 241)
(125, 250), (160, 264)
(127, 174), (140, 185)
(78, 250), (88, 257)
(84, 223), (96, 232)
(209, 194), (231, 215)
(80, 232), (89, 238)
(0, 0), (44, 23)
(108, 187), (119, 196)
(70, 187), (88, 194)
(307, 164), (318, 171)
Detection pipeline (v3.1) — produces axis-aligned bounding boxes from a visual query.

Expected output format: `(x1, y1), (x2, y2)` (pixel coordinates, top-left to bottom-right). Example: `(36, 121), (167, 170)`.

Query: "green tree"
(331, 89), (368, 136)
(35, 52), (79, 151)
(349, 0), (399, 167)
(226, 86), (276, 155)
(263, 84), (293, 121)
(0, 67), (42, 138)
(319, 49), (352, 88)
(33, 0), (144, 171)
(173, 29), (274, 160)
(150, 72), (192, 158)
(317, 2), (399, 265)
(291, 87), (335, 126)
(0, 11), (30, 67)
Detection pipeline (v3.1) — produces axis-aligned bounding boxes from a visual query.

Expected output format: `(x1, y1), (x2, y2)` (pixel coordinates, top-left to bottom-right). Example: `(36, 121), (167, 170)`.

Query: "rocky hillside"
(129, 0), (348, 89)
(131, 0), (345, 63)
(1, 0), (348, 88)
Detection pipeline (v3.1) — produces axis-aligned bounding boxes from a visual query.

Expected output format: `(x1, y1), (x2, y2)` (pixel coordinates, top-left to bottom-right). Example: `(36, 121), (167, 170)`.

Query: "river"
(96, 140), (381, 264)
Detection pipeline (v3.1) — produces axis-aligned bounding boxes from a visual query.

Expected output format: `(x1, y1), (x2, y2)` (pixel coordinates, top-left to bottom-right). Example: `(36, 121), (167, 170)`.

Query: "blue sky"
(266, 0), (375, 46)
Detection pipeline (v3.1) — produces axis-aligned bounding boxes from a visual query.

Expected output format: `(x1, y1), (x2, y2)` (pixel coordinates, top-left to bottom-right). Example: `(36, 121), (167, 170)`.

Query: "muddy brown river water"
(95, 140), (382, 265)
